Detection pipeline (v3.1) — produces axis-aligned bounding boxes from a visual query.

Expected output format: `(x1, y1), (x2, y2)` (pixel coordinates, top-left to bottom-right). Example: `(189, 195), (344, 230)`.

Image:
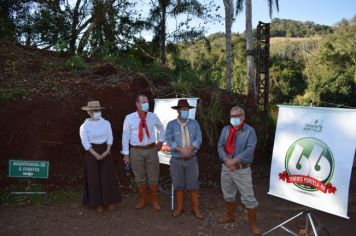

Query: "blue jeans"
(170, 156), (199, 191)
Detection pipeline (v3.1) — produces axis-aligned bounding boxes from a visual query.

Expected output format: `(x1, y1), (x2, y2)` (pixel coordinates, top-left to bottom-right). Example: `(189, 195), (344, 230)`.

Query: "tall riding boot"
(135, 185), (147, 209)
(190, 191), (203, 219)
(247, 208), (261, 235)
(219, 201), (236, 223)
(173, 190), (184, 217)
(149, 185), (161, 210)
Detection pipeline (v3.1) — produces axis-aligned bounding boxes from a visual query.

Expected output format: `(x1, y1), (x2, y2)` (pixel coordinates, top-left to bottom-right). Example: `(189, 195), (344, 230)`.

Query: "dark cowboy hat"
(171, 99), (195, 110)
(81, 101), (105, 111)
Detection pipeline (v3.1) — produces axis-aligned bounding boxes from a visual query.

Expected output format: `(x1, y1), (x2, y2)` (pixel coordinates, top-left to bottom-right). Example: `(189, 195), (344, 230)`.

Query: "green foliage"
(53, 39), (69, 52)
(269, 57), (306, 104)
(0, 184), (47, 205)
(270, 18), (331, 37)
(0, 88), (27, 102)
(171, 33), (247, 94)
(67, 55), (88, 70)
(297, 17), (356, 107)
(0, 184), (81, 206)
(197, 90), (224, 147)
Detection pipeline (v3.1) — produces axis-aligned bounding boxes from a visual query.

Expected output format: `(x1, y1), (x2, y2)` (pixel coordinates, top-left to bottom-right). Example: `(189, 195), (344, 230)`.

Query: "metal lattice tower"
(256, 21), (270, 112)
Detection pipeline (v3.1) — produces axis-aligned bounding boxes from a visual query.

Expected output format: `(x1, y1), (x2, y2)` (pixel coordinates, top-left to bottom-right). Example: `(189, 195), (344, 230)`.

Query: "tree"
(147, 0), (215, 67)
(299, 16), (356, 107)
(269, 57), (306, 103)
(236, 0), (279, 99)
(223, 0), (237, 91)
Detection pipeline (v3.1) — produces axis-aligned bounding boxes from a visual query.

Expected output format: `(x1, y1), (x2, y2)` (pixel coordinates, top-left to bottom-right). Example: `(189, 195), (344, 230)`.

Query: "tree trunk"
(160, 1), (167, 67)
(77, 0), (113, 54)
(245, 0), (256, 98)
(223, 0), (233, 91)
(69, 0), (82, 54)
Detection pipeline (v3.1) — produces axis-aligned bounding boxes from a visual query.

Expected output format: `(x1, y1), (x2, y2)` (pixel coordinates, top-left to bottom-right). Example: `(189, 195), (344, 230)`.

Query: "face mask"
(230, 117), (241, 126)
(93, 111), (102, 120)
(180, 110), (189, 120)
(140, 102), (149, 112)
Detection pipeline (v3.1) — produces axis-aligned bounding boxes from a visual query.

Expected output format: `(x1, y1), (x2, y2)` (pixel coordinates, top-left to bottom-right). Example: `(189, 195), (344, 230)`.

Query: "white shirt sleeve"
(121, 115), (131, 155)
(79, 123), (91, 151)
(106, 120), (113, 145)
(154, 113), (165, 142)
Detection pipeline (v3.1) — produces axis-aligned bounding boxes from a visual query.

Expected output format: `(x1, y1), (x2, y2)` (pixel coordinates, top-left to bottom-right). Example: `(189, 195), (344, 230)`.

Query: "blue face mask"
(180, 110), (189, 120)
(140, 102), (149, 112)
(230, 117), (241, 126)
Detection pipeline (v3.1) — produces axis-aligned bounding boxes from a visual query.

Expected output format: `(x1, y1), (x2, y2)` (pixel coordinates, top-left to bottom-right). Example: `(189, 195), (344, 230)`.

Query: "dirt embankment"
(0, 40), (272, 190)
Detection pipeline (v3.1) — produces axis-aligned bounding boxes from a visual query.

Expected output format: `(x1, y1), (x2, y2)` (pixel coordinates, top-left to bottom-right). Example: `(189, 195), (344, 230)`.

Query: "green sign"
(8, 160), (49, 179)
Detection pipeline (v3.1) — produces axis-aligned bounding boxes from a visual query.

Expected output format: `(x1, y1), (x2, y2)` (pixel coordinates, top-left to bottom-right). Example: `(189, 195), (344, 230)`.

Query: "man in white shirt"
(122, 94), (165, 210)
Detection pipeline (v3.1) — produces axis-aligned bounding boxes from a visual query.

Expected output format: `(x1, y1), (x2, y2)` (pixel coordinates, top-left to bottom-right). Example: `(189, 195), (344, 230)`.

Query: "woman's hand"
(93, 152), (102, 160)
(100, 150), (110, 159)
(89, 148), (103, 160)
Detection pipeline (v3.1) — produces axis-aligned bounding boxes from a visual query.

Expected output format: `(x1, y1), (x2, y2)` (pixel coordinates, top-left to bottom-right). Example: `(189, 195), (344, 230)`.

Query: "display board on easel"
(268, 105), (356, 219)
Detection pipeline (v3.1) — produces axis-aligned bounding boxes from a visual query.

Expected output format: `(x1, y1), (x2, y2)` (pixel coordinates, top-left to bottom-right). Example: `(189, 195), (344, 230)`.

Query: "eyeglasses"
(230, 114), (243, 118)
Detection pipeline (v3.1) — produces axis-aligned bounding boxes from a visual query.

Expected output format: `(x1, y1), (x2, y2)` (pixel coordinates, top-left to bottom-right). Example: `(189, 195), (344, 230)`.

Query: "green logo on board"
(279, 138), (336, 193)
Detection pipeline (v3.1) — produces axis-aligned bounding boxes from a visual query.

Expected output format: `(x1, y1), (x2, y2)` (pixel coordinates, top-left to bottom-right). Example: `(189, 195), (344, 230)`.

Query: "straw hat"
(81, 101), (105, 111)
(171, 99), (195, 110)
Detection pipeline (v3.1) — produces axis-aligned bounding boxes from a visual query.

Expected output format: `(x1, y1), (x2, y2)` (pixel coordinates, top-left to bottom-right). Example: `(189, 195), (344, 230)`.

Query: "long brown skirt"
(83, 144), (121, 208)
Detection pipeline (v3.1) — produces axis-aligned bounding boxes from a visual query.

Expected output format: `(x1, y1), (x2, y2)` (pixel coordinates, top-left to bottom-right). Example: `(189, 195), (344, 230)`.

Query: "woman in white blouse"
(80, 101), (121, 213)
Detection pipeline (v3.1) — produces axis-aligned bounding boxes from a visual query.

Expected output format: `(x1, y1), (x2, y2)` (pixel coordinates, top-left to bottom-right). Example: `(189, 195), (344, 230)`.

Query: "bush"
(67, 55), (88, 70)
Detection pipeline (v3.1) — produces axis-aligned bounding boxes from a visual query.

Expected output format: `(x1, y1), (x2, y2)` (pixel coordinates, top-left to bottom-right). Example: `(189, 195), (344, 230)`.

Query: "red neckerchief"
(225, 123), (244, 155)
(137, 110), (150, 142)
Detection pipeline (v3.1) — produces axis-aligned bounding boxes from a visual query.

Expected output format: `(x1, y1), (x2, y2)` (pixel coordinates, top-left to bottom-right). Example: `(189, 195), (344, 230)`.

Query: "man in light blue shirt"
(217, 106), (260, 235)
(165, 99), (203, 219)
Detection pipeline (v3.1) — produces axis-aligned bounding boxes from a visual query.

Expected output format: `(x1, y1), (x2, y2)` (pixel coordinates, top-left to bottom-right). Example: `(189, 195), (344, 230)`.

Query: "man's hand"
(228, 165), (237, 172)
(223, 158), (236, 171)
(177, 146), (194, 158)
(188, 144), (195, 150)
(156, 142), (163, 151)
(123, 155), (130, 164)
(223, 158), (240, 172)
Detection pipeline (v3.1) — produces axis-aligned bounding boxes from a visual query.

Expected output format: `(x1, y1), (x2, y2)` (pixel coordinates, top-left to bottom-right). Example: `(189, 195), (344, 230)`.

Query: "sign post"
(8, 160), (50, 199)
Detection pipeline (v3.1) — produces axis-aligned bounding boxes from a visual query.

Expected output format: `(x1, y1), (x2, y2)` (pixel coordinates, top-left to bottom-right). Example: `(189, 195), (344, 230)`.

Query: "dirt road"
(1, 175), (355, 236)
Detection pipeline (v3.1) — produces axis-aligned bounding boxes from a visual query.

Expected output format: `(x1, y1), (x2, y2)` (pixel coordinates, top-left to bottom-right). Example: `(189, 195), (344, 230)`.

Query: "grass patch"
(0, 184), (81, 206)
(0, 88), (28, 102)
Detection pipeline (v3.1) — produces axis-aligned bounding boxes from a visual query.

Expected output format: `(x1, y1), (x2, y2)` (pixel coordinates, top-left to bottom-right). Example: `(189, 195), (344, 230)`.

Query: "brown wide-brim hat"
(171, 99), (195, 110)
(81, 101), (105, 111)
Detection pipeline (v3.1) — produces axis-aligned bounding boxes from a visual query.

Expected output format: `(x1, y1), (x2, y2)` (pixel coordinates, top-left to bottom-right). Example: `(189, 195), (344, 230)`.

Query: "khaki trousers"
(130, 147), (159, 186)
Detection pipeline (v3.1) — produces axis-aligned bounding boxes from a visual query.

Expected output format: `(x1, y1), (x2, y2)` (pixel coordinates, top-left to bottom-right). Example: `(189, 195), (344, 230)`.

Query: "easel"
(262, 209), (331, 236)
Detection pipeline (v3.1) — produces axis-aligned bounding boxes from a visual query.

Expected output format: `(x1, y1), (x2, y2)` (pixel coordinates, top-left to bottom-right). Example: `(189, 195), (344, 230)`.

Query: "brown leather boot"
(173, 190), (184, 217)
(190, 191), (203, 219)
(149, 185), (161, 210)
(135, 185), (147, 209)
(219, 201), (236, 223)
(247, 208), (261, 235)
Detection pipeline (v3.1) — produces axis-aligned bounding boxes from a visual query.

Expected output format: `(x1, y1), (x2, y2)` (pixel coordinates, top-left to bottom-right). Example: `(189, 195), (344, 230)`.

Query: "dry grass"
(270, 36), (322, 44)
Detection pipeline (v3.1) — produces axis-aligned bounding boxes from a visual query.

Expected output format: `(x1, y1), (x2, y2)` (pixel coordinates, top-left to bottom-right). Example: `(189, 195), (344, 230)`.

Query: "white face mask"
(230, 117), (241, 126)
(93, 111), (102, 120)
